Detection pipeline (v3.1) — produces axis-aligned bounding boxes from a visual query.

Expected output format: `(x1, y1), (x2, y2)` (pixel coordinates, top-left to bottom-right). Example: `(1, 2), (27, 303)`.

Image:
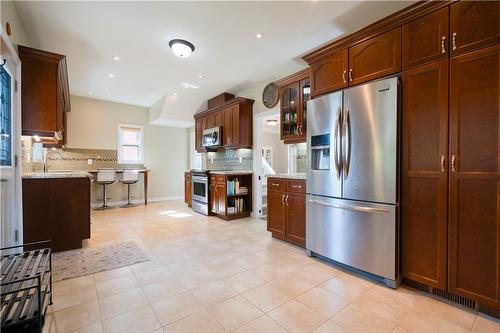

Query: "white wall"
(1, 1), (32, 46)
(68, 95), (189, 200)
(261, 131), (288, 174)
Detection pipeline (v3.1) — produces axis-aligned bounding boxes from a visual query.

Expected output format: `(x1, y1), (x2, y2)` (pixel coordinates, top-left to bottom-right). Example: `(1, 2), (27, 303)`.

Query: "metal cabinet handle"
(440, 155), (446, 172)
(452, 32), (457, 50)
(291, 185), (302, 189)
(308, 199), (390, 214)
(285, 195), (289, 205)
(271, 183), (280, 187)
(0, 178), (8, 183)
(348, 69), (353, 82)
(282, 194), (286, 205)
(451, 155), (456, 172)
(441, 36), (446, 54)
(342, 70), (347, 83)
(334, 107), (341, 179)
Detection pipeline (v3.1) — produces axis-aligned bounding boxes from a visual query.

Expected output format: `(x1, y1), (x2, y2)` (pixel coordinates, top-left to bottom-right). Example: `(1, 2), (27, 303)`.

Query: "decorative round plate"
(262, 82), (279, 108)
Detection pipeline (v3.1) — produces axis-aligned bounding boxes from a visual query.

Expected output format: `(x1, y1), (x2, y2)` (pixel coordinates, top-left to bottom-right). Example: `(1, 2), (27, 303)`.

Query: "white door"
(1, 32), (22, 248)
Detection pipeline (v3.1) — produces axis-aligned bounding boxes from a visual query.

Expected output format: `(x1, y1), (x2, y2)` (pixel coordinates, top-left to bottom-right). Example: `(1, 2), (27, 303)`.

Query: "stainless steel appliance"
(202, 127), (222, 148)
(191, 170), (209, 215)
(306, 76), (400, 288)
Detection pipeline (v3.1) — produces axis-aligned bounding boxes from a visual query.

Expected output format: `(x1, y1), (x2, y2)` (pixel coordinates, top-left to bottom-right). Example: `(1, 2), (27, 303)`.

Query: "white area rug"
(52, 241), (149, 282)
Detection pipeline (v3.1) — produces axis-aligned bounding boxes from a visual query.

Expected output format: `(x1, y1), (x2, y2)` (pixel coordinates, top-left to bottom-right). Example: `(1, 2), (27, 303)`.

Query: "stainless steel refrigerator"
(306, 76), (400, 288)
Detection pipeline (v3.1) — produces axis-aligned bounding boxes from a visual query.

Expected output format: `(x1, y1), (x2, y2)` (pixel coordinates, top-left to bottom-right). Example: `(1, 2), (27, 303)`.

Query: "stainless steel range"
(306, 76), (400, 288)
(191, 170), (209, 215)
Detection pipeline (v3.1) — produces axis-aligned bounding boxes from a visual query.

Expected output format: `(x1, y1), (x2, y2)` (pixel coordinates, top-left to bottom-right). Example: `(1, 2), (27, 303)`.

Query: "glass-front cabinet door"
(299, 78), (311, 139)
(280, 82), (299, 140)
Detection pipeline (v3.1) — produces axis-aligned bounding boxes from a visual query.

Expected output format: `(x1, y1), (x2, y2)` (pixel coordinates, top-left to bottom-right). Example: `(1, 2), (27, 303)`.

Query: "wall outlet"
(87, 159), (93, 165)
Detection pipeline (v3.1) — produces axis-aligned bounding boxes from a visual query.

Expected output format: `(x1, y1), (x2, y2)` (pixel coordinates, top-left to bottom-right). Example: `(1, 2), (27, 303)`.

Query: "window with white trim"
(118, 124), (144, 164)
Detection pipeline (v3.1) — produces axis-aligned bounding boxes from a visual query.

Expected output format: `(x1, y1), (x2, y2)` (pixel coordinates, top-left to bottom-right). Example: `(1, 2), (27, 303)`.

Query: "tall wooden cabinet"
(401, 6), (500, 315)
(402, 60), (449, 289)
(448, 44), (500, 310)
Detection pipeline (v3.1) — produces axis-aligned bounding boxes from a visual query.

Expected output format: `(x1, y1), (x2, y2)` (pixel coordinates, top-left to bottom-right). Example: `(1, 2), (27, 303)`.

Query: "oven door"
(192, 176), (208, 203)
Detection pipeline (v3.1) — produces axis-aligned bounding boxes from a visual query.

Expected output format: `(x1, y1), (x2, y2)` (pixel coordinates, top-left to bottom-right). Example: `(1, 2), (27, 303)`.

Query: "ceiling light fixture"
(88, 90), (93, 95)
(173, 92), (177, 96)
(198, 74), (203, 79)
(266, 119), (278, 126)
(108, 73), (114, 78)
(181, 82), (199, 89)
(255, 33), (263, 39)
(113, 56), (120, 61)
(169, 39), (195, 58)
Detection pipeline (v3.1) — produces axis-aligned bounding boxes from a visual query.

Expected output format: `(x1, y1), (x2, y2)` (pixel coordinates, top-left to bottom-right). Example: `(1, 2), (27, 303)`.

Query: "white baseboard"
(91, 196), (183, 208)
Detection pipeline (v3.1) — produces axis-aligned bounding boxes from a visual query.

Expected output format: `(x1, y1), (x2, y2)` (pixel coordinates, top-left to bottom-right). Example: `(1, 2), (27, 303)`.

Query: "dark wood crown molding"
(274, 68), (310, 87)
(194, 97), (254, 119)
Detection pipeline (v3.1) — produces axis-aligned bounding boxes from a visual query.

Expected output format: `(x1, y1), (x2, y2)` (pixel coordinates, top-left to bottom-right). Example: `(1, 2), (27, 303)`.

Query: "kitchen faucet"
(43, 150), (63, 172)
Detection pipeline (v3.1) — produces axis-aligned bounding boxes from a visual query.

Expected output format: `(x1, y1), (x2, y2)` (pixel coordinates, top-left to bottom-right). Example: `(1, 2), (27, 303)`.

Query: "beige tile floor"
(42, 201), (500, 333)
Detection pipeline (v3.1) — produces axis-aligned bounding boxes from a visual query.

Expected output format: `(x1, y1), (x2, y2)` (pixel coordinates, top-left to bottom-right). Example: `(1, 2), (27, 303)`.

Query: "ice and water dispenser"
(311, 134), (330, 170)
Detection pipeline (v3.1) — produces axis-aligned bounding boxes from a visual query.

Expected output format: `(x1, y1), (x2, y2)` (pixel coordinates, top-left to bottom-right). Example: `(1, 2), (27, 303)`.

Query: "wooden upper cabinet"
(401, 59), (449, 289)
(19, 45), (70, 139)
(310, 50), (348, 96)
(450, 1), (500, 56)
(280, 82), (300, 141)
(348, 28), (402, 86)
(403, 7), (449, 70)
(299, 78), (310, 139)
(448, 44), (500, 309)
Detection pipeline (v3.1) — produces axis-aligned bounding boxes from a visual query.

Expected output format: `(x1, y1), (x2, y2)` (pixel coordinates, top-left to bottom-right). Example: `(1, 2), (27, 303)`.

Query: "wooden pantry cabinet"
(19, 46), (70, 143)
(267, 178), (306, 247)
(194, 97), (254, 152)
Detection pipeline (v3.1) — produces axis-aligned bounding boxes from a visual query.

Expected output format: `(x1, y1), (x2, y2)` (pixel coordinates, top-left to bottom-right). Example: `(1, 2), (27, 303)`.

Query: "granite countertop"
(22, 171), (93, 179)
(266, 173), (307, 180)
(209, 170), (253, 175)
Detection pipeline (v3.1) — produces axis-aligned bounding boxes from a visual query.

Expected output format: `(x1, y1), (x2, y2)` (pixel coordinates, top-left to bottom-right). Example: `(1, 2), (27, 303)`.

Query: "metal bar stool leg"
(121, 183), (138, 208)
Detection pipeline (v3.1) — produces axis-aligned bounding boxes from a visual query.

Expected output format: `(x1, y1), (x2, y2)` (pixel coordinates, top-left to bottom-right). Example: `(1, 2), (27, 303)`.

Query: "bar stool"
(94, 168), (116, 210)
(120, 169), (139, 208)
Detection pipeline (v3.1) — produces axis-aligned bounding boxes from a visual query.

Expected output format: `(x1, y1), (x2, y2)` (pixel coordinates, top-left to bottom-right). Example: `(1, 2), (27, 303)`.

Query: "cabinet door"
(195, 118), (203, 152)
(210, 176), (217, 213)
(449, 45), (500, 309)
(450, 1), (500, 56)
(280, 82), (300, 141)
(267, 190), (286, 238)
(310, 50), (348, 96)
(216, 183), (226, 215)
(298, 78), (311, 140)
(223, 106), (239, 147)
(184, 173), (192, 205)
(402, 7), (449, 70)
(401, 60), (449, 289)
(231, 105), (240, 148)
(348, 27), (402, 86)
(286, 193), (306, 247)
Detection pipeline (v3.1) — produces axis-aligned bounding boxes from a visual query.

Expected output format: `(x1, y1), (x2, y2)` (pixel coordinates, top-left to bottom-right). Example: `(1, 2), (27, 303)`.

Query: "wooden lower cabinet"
(23, 177), (90, 252)
(448, 45), (500, 310)
(209, 173), (252, 220)
(184, 172), (192, 207)
(267, 178), (306, 247)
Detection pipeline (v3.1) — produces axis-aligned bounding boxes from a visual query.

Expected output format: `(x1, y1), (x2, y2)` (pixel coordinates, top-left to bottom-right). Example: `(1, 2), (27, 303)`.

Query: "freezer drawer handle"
(308, 199), (390, 214)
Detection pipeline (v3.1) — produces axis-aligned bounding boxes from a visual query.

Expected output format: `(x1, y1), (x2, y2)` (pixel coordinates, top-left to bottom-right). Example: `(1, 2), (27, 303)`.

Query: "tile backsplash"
(203, 149), (253, 170)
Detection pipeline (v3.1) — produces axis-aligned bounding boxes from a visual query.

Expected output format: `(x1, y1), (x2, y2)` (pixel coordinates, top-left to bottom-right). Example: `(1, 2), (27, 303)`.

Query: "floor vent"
(431, 288), (477, 309)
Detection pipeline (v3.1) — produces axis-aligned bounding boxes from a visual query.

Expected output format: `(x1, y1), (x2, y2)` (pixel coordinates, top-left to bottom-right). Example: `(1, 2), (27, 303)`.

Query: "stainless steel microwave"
(202, 127), (222, 148)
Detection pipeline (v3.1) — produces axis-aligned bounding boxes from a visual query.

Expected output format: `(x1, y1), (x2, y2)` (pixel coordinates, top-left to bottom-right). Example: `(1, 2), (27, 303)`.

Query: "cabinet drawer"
(217, 175), (226, 183)
(287, 180), (306, 194)
(267, 178), (285, 192)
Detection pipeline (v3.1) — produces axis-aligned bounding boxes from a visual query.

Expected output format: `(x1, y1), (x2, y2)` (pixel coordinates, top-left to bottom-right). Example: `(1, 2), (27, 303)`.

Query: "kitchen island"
(22, 172), (92, 252)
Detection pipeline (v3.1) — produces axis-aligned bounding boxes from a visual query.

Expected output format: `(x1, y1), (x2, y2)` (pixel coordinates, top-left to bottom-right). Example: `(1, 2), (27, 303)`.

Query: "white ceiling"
(15, 1), (413, 126)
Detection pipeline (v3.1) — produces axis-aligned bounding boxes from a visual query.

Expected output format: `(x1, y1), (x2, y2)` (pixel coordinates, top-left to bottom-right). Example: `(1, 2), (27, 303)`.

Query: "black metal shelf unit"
(1, 241), (52, 333)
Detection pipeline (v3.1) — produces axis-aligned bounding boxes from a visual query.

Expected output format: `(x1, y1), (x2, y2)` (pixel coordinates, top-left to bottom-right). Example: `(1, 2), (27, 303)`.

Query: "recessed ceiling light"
(255, 33), (263, 39)
(181, 82), (199, 89)
(169, 39), (195, 58)
(108, 73), (114, 78)
(173, 92), (177, 96)
(105, 87), (109, 91)
(198, 74), (203, 79)
(88, 90), (93, 95)
(113, 56), (120, 61)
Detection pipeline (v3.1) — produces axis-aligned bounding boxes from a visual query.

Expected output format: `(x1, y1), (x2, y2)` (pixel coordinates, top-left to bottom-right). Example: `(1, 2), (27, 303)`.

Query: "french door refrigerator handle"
(334, 107), (341, 179)
(342, 108), (351, 179)
(308, 199), (390, 214)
